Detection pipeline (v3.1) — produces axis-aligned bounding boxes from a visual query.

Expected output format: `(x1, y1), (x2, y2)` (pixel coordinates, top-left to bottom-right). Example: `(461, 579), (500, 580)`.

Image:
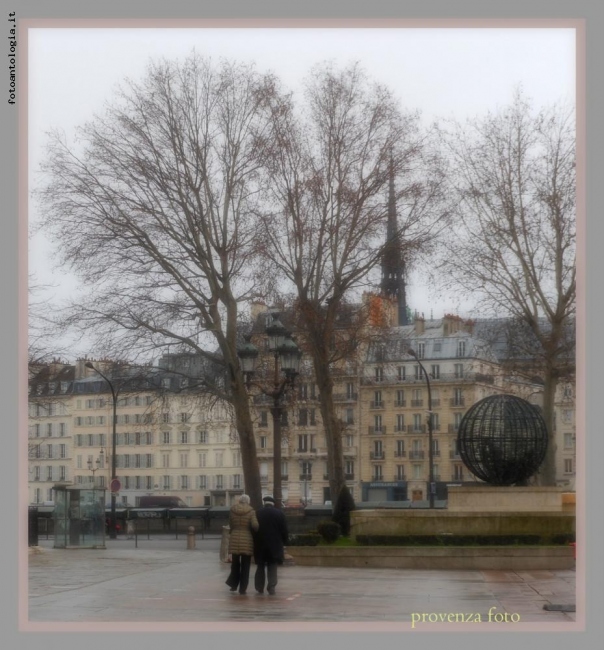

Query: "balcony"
(393, 425), (406, 433)
(394, 451), (406, 457)
(370, 401), (384, 409)
(431, 450), (441, 458)
(299, 474), (312, 481)
(281, 475), (289, 482)
(343, 446), (358, 457)
(333, 392), (358, 402)
(260, 475), (269, 483)
(407, 425), (426, 434)
(395, 400), (406, 408)
(393, 474), (406, 481)
(449, 451), (461, 459)
(370, 452), (385, 460)
(409, 450), (425, 459)
(451, 474), (464, 481)
(344, 473), (354, 480)
(448, 424), (459, 434)
(411, 399), (423, 408)
(431, 423), (441, 432)
(475, 373), (495, 384)
(368, 426), (386, 435)
(450, 398), (465, 407)
(430, 399), (441, 408)
(257, 448), (274, 457)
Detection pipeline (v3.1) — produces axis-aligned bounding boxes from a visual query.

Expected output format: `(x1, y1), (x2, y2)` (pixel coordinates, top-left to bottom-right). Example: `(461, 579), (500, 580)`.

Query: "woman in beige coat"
(225, 494), (259, 595)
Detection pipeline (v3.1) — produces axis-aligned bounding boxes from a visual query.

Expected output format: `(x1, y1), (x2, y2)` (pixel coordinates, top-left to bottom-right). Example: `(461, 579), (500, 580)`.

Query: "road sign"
(110, 479), (121, 493)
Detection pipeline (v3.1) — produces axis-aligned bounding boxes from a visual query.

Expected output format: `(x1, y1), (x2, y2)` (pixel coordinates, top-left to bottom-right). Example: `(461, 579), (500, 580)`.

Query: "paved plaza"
(28, 536), (576, 624)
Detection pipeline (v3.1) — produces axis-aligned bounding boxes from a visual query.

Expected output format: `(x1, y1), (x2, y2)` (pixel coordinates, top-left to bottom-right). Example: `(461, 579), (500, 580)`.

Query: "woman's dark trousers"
(226, 554), (252, 594)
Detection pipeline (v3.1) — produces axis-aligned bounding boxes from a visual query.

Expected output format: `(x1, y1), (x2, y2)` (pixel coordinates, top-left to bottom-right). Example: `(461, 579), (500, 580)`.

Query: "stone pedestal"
(447, 486), (569, 512)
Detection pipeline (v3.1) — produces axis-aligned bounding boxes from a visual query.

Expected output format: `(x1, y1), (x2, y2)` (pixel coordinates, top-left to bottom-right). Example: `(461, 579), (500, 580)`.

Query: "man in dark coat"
(254, 495), (289, 595)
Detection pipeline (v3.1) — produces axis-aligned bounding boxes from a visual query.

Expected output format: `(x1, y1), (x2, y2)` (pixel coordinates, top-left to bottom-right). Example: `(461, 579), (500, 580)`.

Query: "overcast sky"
(28, 27), (576, 356)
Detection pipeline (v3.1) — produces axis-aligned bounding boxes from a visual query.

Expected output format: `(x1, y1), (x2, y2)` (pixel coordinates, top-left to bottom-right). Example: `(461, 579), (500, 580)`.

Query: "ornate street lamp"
(85, 362), (120, 538)
(408, 348), (435, 509)
(87, 450), (104, 486)
(238, 313), (302, 508)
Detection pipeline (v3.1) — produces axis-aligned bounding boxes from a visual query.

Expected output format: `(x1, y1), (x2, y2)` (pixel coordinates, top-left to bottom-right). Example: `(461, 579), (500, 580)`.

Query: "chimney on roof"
(414, 313), (425, 335)
(250, 299), (268, 323)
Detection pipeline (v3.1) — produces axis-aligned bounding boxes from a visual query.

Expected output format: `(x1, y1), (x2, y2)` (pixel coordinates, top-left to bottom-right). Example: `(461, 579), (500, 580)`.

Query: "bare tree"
(436, 91), (576, 485)
(255, 63), (447, 501)
(36, 54), (281, 508)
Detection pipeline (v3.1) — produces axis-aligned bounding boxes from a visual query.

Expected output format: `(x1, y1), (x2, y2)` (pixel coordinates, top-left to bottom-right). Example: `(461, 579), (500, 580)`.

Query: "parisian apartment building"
(27, 313), (576, 506)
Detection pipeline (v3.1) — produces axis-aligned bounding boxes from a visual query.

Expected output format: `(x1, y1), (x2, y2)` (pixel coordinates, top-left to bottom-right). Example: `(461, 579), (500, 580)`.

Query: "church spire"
(380, 155), (408, 325)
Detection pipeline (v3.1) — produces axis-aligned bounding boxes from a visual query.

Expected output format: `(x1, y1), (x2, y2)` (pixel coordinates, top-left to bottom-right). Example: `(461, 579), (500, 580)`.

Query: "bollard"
(187, 526), (196, 550)
(220, 525), (231, 563)
(126, 520), (135, 540)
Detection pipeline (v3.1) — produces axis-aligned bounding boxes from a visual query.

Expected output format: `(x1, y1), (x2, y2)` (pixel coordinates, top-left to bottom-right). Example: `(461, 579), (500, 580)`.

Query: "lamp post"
(238, 313), (303, 509)
(85, 362), (119, 538)
(87, 450), (104, 487)
(408, 348), (435, 509)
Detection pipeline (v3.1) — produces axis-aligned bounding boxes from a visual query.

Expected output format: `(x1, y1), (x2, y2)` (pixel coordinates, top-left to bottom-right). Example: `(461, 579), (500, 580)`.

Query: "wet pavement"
(28, 536), (576, 624)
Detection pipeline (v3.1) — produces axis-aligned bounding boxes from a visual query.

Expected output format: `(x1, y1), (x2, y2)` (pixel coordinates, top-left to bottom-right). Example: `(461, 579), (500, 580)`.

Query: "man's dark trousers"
(254, 551), (279, 593)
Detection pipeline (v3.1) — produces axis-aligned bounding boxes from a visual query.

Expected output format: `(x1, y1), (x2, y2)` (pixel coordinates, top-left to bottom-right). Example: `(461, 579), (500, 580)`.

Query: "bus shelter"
(53, 484), (106, 549)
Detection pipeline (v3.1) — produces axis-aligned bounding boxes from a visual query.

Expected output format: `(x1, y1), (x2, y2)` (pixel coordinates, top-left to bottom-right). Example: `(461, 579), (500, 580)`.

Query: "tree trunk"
(537, 366), (559, 486)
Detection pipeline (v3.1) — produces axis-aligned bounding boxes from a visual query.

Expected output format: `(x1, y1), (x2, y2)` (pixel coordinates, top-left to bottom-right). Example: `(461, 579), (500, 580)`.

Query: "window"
(454, 363), (464, 379)
(431, 413), (440, 430)
(135, 432), (141, 445)
(413, 414), (422, 431)
(309, 409), (316, 426)
(345, 408), (354, 425)
(215, 475), (224, 490)
(431, 439), (440, 453)
(180, 431), (188, 444)
(198, 430), (208, 444)
(564, 459), (573, 474)
(215, 452), (223, 468)
(396, 465), (405, 480)
(260, 436), (268, 449)
(413, 464), (422, 479)
(396, 414), (405, 432)
(180, 475), (189, 490)
(232, 451), (241, 467)
(259, 411), (268, 427)
(298, 409), (308, 426)
(233, 474), (242, 489)
(34, 424), (40, 437)
(430, 365), (440, 379)
(46, 466), (53, 481)
(346, 383), (355, 399)
(374, 414), (383, 432)
(562, 410), (573, 424)
(47, 423), (53, 436)
(76, 455), (82, 469)
(375, 367), (384, 382)
(47, 444), (53, 459)
(59, 444), (66, 459)
(34, 466), (40, 481)
(564, 433), (575, 449)
(301, 461), (312, 477)
(199, 475), (207, 489)
(298, 434), (308, 452)
(397, 366), (406, 381)
(135, 476), (142, 489)
(454, 412), (463, 427)
(180, 453), (188, 468)
(161, 431), (170, 445)
(146, 454), (153, 468)
(373, 439), (383, 458)
(414, 365), (421, 380)
(372, 465), (383, 480)
(163, 475), (171, 490)
(162, 413), (170, 423)
(417, 342), (425, 359)
(396, 390), (405, 407)
(373, 390), (382, 407)
(412, 389), (422, 407)
(345, 460), (354, 476)
(454, 465), (464, 480)
(180, 412), (190, 423)
(299, 383), (308, 399)
(146, 476), (153, 490)
(162, 453), (170, 468)
(345, 434), (354, 447)
(281, 460), (288, 477)
(396, 439), (405, 456)
(456, 340), (466, 357)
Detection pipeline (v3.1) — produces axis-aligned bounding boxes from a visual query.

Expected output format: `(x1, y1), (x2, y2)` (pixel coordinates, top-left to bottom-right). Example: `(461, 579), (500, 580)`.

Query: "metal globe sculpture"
(457, 394), (548, 485)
